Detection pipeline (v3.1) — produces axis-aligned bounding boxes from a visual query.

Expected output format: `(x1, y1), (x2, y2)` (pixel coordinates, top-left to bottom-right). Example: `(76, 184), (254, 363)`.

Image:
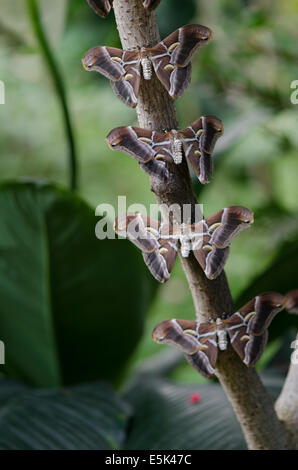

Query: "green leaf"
(236, 234), (298, 341)
(123, 373), (283, 450)
(0, 181), (154, 387)
(124, 377), (246, 450)
(0, 379), (130, 450)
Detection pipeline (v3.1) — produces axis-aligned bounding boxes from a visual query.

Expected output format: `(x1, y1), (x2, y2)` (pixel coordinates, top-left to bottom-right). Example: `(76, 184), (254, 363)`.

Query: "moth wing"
(139, 160), (169, 179)
(86, 0), (112, 17)
(178, 126), (203, 181)
(82, 47), (140, 108)
(106, 126), (156, 163)
(152, 319), (200, 354)
(183, 321), (217, 378)
(194, 243), (230, 280)
(226, 312), (268, 367)
(106, 127), (169, 178)
(152, 57), (192, 99)
(149, 26), (210, 98)
(142, 131), (173, 164)
(243, 332), (268, 367)
(209, 206), (254, 249)
(285, 289), (298, 314)
(143, 0), (161, 9)
(114, 213), (159, 253)
(160, 24), (213, 68)
(110, 75), (140, 108)
(186, 116), (223, 184)
(143, 239), (178, 283)
(184, 351), (216, 378)
(83, 46), (124, 80)
(243, 292), (286, 336)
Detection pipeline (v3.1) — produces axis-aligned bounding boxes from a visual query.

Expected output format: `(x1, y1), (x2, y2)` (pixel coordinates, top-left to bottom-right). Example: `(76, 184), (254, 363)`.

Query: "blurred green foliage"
(0, 0), (298, 450)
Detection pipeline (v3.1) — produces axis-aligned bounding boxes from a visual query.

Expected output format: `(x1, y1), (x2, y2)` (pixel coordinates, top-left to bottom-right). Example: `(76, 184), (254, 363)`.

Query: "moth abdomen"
(180, 237), (191, 258)
(141, 58), (152, 80)
(216, 318), (228, 350)
(172, 138), (183, 164)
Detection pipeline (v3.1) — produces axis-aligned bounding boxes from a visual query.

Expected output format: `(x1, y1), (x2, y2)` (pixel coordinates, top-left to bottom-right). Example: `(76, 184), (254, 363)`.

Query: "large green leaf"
(236, 234), (298, 340)
(0, 379), (130, 450)
(123, 373), (283, 450)
(0, 181), (154, 387)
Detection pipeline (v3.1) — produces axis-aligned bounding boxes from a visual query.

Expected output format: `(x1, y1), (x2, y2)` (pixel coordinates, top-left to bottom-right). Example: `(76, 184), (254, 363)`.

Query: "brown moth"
(106, 115), (223, 183)
(82, 24), (212, 107)
(86, 0), (161, 18)
(152, 292), (289, 378)
(114, 206), (254, 283)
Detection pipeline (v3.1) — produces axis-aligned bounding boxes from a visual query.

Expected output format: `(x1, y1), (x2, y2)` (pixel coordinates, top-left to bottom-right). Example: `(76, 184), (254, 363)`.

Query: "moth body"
(172, 136), (183, 164)
(216, 318), (228, 350)
(179, 223), (192, 257)
(180, 236), (191, 258)
(140, 50), (152, 80)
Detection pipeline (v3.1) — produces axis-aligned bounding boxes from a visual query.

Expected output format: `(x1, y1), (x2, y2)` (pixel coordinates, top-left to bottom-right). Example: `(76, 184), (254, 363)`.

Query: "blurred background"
(0, 0), (297, 450)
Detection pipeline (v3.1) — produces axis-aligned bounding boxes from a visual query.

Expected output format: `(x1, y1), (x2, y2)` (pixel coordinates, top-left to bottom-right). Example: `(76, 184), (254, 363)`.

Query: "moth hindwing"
(82, 24), (212, 107)
(152, 292), (288, 377)
(114, 213), (178, 283)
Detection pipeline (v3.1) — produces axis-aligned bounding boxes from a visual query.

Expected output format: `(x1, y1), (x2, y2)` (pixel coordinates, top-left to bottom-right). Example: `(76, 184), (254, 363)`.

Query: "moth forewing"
(169, 63), (192, 99)
(106, 126), (155, 163)
(82, 47), (141, 108)
(203, 246), (230, 280)
(152, 318), (217, 378)
(199, 116), (224, 155)
(210, 206), (254, 249)
(82, 46), (123, 79)
(243, 332), (268, 367)
(198, 115), (224, 184)
(106, 126), (169, 178)
(114, 213), (159, 253)
(152, 319), (201, 354)
(168, 24), (213, 67)
(246, 292), (286, 336)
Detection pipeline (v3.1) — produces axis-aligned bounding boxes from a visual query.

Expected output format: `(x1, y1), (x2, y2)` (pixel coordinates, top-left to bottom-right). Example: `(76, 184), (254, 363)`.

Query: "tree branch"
(112, 0), (294, 449)
(275, 333), (298, 446)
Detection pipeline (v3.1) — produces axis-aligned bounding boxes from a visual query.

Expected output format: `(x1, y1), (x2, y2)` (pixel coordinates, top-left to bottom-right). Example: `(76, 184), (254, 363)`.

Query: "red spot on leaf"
(189, 393), (201, 404)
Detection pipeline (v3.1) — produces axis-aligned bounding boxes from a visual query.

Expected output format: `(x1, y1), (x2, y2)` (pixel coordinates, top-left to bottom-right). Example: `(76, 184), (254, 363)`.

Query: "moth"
(106, 116), (223, 183)
(114, 206), (254, 283)
(82, 24), (212, 107)
(152, 291), (291, 378)
(86, 0), (161, 18)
